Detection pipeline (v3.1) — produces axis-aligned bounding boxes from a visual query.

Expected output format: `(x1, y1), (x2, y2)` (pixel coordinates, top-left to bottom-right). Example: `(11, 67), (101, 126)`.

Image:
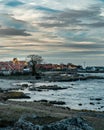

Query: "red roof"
(0, 61), (26, 71)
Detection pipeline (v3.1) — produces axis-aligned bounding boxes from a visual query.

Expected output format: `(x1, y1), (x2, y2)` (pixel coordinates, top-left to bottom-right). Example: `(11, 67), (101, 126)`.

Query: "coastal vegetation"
(0, 101), (104, 130)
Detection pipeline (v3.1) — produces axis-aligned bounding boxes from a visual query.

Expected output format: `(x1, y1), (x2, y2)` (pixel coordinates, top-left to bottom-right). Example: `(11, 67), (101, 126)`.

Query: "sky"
(0, 0), (104, 66)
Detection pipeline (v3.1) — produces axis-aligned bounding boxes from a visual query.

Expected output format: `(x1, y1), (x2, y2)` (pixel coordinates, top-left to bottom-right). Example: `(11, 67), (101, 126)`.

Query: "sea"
(0, 73), (104, 111)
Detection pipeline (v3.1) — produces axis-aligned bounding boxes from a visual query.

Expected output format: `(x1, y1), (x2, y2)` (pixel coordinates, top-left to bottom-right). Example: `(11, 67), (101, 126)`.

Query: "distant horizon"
(0, 56), (104, 67)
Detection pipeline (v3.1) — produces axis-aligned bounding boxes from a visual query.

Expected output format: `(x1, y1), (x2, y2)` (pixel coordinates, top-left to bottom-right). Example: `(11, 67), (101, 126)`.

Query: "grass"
(0, 100), (104, 130)
(0, 103), (62, 127)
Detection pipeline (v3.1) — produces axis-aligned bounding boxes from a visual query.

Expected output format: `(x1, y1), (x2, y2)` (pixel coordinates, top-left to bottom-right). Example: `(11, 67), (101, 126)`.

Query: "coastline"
(0, 74), (104, 129)
(0, 100), (104, 130)
(0, 72), (104, 81)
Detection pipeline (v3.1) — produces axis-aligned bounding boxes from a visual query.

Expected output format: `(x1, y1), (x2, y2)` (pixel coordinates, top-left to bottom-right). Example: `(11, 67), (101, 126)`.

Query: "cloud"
(0, 0), (104, 65)
(20, 0), (101, 10)
(6, 0), (25, 7)
(0, 13), (30, 30)
(38, 5), (103, 29)
(84, 22), (104, 28)
(0, 28), (31, 36)
(33, 6), (60, 13)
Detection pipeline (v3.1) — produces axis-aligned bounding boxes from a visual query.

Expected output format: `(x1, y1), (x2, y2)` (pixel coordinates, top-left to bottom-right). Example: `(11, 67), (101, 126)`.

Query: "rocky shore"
(0, 73), (104, 130)
(0, 72), (104, 82)
(0, 101), (104, 130)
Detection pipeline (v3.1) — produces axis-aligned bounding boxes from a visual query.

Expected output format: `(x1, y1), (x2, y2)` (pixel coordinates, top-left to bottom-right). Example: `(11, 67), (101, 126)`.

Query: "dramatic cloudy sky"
(0, 0), (104, 65)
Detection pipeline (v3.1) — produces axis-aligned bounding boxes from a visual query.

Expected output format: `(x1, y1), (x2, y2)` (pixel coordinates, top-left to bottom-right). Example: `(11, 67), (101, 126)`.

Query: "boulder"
(12, 115), (94, 130)
(1, 91), (30, 101)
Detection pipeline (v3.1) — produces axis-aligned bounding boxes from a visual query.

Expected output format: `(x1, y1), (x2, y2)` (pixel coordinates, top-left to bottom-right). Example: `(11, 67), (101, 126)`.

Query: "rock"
(34, 99), (66, 105)
(90, 102), (95, 105)
(78, 103), (82, 106)
(101, 106), (104, 108)
(34, 100), (65, 106)
(13, 114), (36, 130)
(97, 102), (100, 104)
(1, 91), (30, 101)
(40, 100), (48, 103)
(22, 84), (29, 88)
(95, 98), (102, 101)
(29, 85), (67, 91)
(49, 101), (66, 105)
(14, 119), (35, 130)
(66, 107), (71, 110)
(12, 115), (94, 130)
(0, 127), (12, 130)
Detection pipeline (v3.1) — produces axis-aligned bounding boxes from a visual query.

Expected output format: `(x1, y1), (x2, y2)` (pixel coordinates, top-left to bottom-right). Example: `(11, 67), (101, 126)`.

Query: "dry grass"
(0, 101), (104, 130)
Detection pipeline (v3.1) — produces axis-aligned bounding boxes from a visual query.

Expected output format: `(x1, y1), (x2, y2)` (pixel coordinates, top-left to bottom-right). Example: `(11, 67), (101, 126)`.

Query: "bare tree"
(26, 54), (43, 77)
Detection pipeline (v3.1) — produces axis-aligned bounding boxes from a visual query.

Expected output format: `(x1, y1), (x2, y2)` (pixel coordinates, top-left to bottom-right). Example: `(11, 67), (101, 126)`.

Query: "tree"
(26, 54), (43, 77)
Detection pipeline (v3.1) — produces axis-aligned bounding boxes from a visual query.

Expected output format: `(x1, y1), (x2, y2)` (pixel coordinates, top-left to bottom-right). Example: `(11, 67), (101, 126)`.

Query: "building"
(0, 60), (28, 75)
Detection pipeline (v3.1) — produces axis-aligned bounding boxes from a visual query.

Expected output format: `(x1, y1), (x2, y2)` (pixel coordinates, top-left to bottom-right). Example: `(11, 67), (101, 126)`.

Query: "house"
(0, 60), (28, 74)
(67, 63), (77, 70)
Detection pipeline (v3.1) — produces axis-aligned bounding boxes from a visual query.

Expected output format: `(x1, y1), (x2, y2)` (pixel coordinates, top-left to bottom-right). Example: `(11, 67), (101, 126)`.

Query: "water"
(32, 79), (104, 111)
(0, 78), (104, 111)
